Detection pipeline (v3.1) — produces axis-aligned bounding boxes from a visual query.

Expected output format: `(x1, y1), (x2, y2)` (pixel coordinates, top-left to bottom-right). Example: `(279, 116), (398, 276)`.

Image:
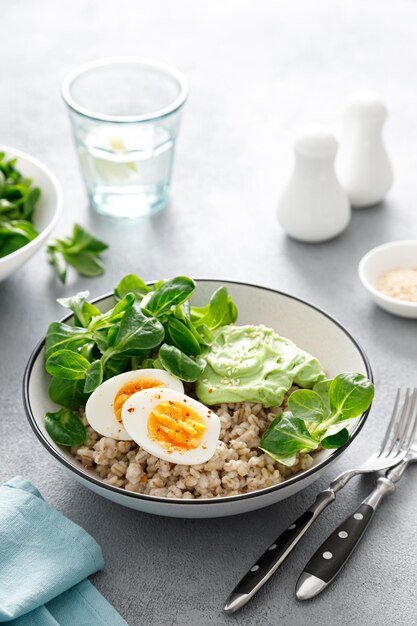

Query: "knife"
(296, 452), (415, 601)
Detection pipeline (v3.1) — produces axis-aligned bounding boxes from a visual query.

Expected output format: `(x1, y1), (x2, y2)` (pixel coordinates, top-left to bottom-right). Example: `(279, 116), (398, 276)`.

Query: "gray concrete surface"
(1, 1), (417, 624)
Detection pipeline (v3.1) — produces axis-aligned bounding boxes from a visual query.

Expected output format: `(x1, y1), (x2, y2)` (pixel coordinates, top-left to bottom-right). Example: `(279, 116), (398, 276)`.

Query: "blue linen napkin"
(0, 477), (127, 625)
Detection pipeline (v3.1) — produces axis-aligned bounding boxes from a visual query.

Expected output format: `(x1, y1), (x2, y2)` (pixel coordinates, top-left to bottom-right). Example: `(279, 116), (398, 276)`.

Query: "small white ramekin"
(359, 240), (417, 318)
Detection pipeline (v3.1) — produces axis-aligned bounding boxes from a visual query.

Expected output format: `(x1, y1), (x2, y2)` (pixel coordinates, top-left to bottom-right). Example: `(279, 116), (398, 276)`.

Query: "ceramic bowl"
(0, 145), (62, 282)
(23, 280), (372, 518)
(359, 240), (417, 318)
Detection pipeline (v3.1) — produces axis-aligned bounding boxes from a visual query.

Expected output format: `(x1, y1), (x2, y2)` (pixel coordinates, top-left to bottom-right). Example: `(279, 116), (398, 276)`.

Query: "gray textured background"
(1, 1), (417, 625)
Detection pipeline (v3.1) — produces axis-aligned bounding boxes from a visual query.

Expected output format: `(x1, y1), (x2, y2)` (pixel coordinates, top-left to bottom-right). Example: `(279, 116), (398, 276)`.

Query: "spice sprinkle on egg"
(85, 369), (184, 441)
(121, 388), (221, 465)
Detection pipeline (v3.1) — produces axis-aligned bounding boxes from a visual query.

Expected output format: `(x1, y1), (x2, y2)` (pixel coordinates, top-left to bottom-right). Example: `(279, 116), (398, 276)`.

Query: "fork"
(223, 388), (417, 614)
(296, 389), (417, 599)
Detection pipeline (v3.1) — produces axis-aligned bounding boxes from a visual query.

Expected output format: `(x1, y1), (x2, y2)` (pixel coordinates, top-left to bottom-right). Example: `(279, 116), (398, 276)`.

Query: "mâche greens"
(45, 408), (87, 447)
(195, 324), (326, 407)
(47, 223), (108, 284)
(0, 152), (41, 257)
(44, 275), (237, 445)
(259, 372), (374, 466)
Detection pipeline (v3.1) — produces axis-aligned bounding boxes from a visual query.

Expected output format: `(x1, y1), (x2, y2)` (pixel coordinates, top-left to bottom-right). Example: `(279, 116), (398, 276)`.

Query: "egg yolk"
(114, 378), (165, 423)
(148, 401), (207, 450)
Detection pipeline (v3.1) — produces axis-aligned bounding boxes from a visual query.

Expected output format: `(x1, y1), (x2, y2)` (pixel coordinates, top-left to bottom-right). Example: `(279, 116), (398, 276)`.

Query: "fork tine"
(378, 387), (402, 457)
(389, 388), (415, 458)
(398, 388), (417, 455)
(388, 388), (410, 455)
(381, 388), (410, 458)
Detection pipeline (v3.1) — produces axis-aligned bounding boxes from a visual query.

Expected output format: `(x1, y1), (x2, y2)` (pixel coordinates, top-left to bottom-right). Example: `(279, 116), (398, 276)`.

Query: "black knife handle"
(302, 502), (374, 584)
(233, 509), (315, 595)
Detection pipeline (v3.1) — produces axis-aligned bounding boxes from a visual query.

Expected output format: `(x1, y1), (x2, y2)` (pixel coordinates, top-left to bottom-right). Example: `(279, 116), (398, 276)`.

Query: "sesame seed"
(377, 267), (417, 302)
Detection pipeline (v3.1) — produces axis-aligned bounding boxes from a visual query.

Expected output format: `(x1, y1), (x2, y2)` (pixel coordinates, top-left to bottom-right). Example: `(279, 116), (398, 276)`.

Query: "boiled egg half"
(85, 369), (184, 440)
(122, 388), (221, 465)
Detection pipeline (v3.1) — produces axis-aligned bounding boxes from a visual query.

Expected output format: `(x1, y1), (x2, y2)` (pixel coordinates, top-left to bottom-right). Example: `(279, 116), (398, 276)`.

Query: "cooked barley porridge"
(71, 389), (314, 499)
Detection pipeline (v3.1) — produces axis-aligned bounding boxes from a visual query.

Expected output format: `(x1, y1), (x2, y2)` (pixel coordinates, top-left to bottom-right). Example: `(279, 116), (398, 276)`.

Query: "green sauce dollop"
(195, 324), (325, 407)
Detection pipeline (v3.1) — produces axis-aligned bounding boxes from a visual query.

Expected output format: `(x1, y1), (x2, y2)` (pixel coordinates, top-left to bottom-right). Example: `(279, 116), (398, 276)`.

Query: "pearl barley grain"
(71, 389), (315, 499)
(376, 267), (417, 302)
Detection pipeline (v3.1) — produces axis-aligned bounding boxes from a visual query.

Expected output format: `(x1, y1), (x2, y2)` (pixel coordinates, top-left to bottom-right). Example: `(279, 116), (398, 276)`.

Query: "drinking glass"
(62, 57), (188, 218)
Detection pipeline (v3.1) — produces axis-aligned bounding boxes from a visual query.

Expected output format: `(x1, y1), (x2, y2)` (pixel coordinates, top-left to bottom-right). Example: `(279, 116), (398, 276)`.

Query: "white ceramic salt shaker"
(337, 90), (393, 207)
(277, 124), (351, 243)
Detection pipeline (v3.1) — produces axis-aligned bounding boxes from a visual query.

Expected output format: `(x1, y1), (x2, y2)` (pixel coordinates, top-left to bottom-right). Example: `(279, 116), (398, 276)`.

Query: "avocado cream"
(195, 324), (325, 407)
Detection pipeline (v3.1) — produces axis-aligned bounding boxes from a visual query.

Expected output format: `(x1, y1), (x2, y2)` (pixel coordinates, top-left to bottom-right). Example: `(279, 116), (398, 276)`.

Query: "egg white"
(121, 388), (221, 465)
(85, 369), (184, 440)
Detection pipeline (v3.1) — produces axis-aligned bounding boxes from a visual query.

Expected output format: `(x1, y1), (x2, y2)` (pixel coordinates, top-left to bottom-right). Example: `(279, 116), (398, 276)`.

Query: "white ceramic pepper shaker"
(277, 124), (351, 243)
(337, 90), (393, 207)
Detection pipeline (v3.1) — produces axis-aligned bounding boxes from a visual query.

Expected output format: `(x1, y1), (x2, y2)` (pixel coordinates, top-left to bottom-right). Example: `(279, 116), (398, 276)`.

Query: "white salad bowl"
(23, 280), (372, 518)
(0, 144), (62, 282)
(359, 240), (417, 318)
